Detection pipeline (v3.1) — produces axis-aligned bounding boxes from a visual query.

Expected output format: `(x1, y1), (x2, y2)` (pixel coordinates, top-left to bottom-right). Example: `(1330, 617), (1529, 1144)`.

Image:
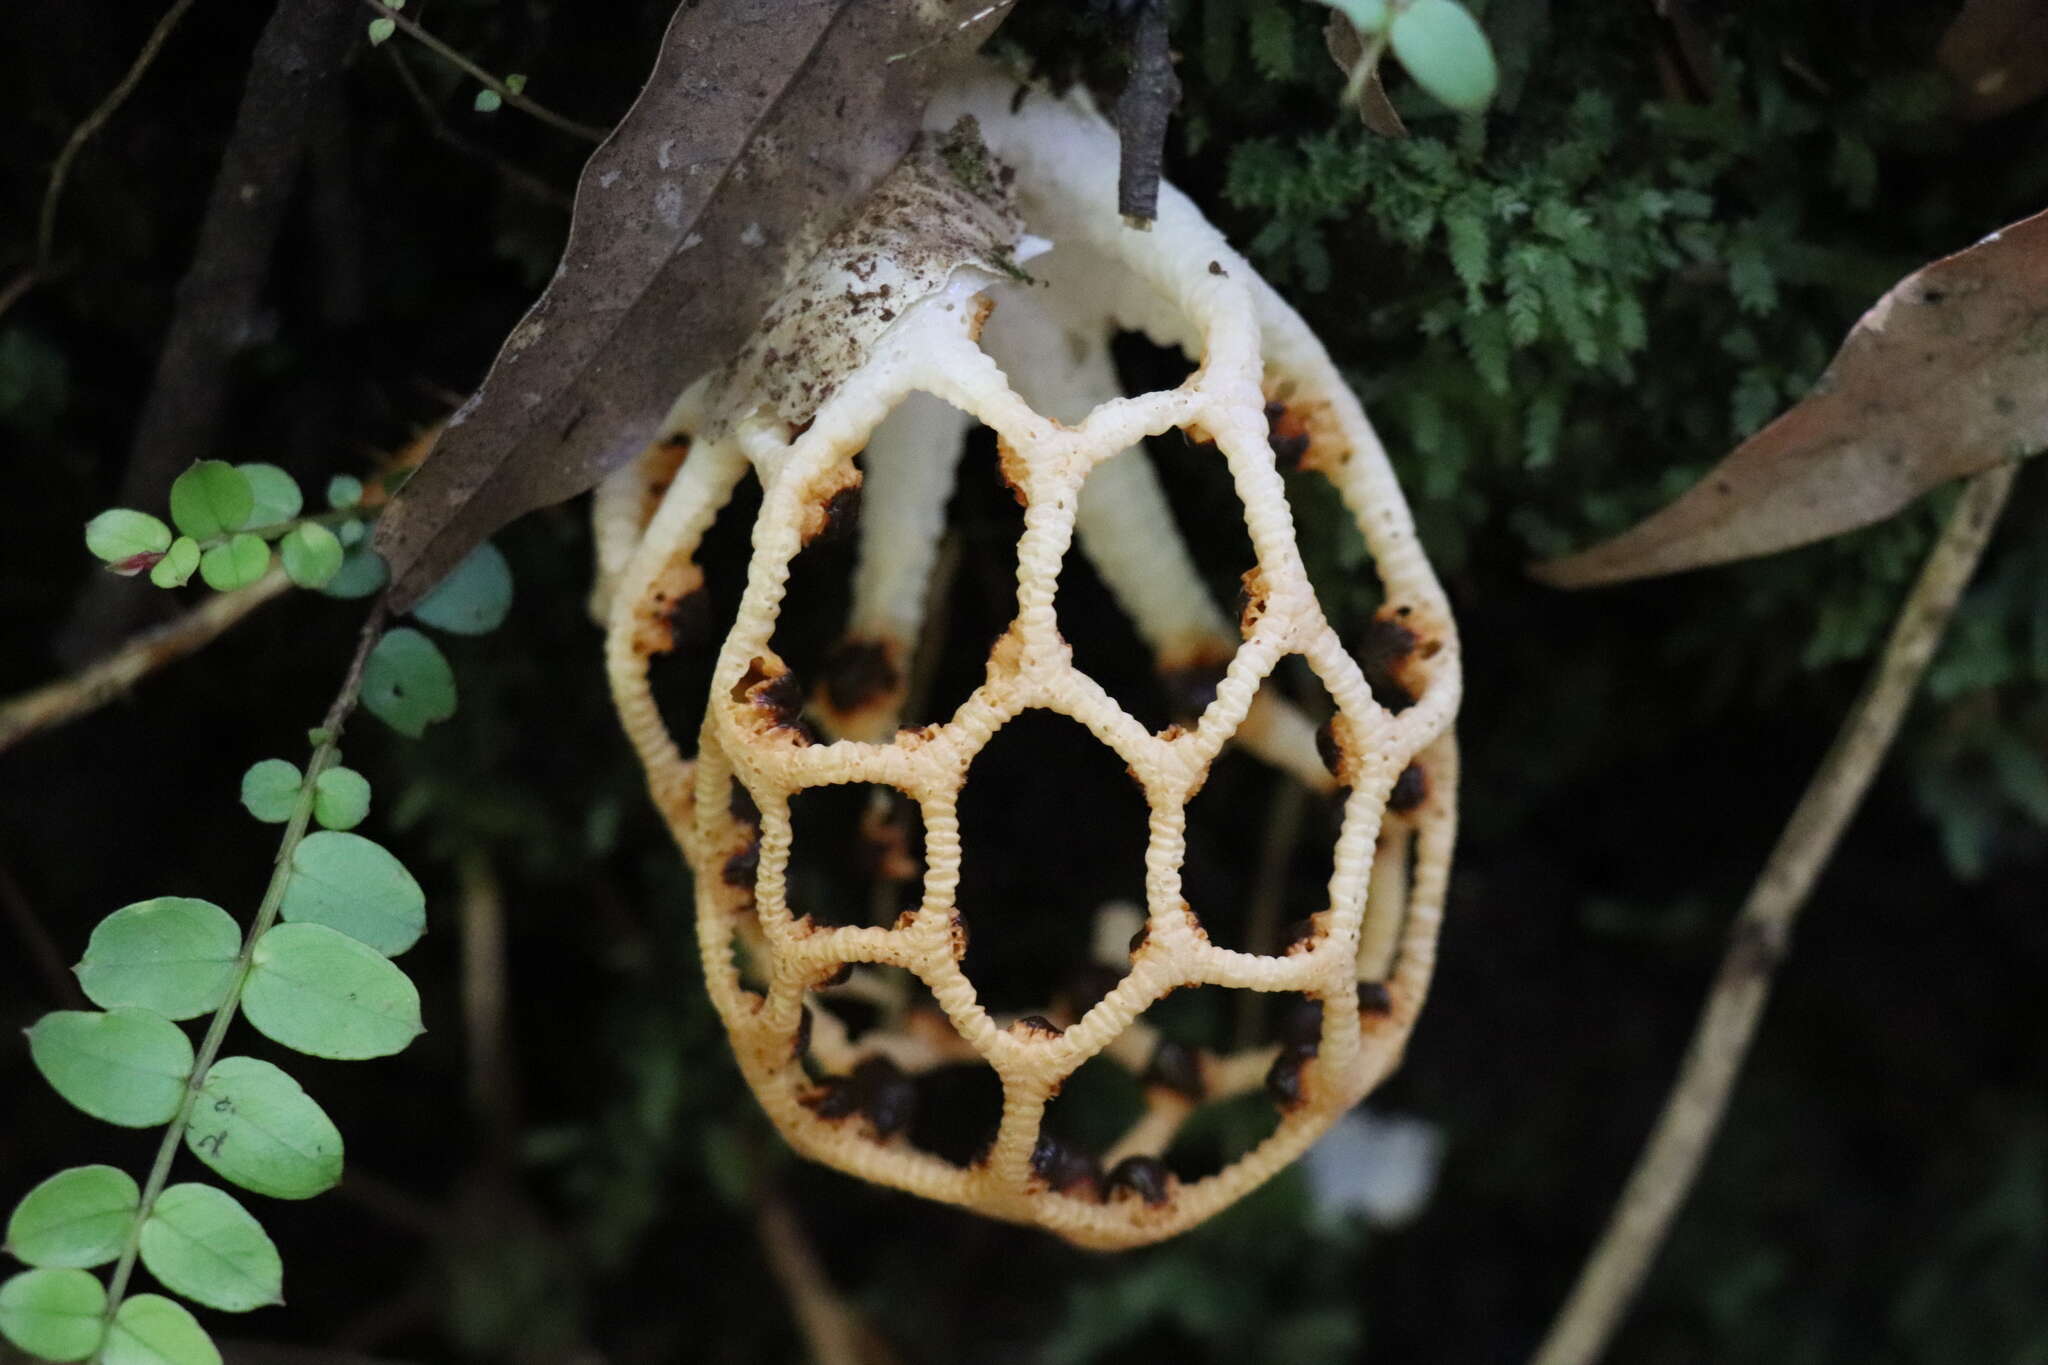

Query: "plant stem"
(0, 572), (294, 756)
(1529, 463), (2019, 1365)
(36, 0), (203, 271)
(97, 601), (390, 1351)
(359, 0), (606, 144)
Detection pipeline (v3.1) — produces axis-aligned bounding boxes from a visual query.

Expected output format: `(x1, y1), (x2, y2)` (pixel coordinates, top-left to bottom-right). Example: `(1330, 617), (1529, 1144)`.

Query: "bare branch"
(1531, 461), (2021, 1365)
(1, 571), (291, 756)
(36, 0), (204, 270)
(756, 1191), (899, 1365)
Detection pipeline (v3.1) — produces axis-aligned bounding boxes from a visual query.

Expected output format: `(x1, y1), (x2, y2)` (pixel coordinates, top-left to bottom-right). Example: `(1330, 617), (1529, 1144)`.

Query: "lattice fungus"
(597, 71), (1460, 1249)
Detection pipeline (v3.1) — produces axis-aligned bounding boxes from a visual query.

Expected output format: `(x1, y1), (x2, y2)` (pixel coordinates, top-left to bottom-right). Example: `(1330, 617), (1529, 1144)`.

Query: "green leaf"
(85, 510), (172, 564)
(1389, 0), (1497, 113)
(29, 1008), (193, 1128)
(474, 88), (503, 113)
(138, 1184), (282, 1313)
(280, 830), (421, 954)
(505, 73), (528, 95)
(411, 541), (513, 635)
(0, 1268), (105, 1361)
(362, 628), (457, 737)
(326, 474), (364, 510)
(6, 1166), (139, 1269)
(168, 462), (253, 540)
(235, 463), (303, 528)
(243, 922), (423, 1059)
(185, 1057), (343, 1200)
(320, 544), (389, 600)
(367, 16), (395, 45)
(75, 897), (240, 1021)
(149, 537), (201, 589)
(240, 758), (303, 823)
(198, 533), (270, 592)
(103, 1293), (221, 1365)
(311, 767), (372, 832)
(279, 522), (344, 589)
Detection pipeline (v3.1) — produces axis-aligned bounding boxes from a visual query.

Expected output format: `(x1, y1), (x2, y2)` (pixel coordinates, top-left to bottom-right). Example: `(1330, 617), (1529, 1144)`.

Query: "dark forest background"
(3, 1), (2046, 1361)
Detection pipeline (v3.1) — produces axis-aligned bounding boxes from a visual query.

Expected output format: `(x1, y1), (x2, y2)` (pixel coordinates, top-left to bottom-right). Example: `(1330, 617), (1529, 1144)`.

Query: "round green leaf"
(29, 1008), (193, 1128)
(234, 463), (303, 529)
(320, 544), (388, 600)
(278, 522), (343, 589)
(325, 474), (363, 510)
(311, 767), (371, 833)
(85, 510), (173, 564)
(198, 533), (270, 592)
(6, 1166), (139, 1269)
(75, 897), (240, 1021)
(243, 922), (423, 1059)
(0, 1268), (105, 1361)
(149, 537), (201, 589)
(1388, 0), (1497, 113)
(185, 1057), (343, 1201)
(411, 541), (513, 636)
(104, 1293), (221, 1365)
(138, 1184), (282, 1313)
(336, 516), (366, 547)
(168, 462), (253, 541)
(279, 831), (421, 955)
(362, 628), (457, 737)
(239, 759), (303, 824)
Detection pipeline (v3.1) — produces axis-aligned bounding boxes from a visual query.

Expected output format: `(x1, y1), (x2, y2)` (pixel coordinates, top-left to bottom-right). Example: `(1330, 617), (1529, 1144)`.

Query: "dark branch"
(1114, 0), (1178, 227)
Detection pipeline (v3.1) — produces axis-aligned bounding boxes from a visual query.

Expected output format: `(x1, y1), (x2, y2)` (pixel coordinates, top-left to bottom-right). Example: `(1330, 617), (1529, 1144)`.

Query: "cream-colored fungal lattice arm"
(604, 70), (1460, 1250)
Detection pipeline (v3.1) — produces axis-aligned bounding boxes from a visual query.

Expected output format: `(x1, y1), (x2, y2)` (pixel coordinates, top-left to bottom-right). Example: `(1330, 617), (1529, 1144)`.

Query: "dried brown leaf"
(372, 0), (1011, 610)
(1323, 15), (1408, 138)
(1535, 208), (2048, 589)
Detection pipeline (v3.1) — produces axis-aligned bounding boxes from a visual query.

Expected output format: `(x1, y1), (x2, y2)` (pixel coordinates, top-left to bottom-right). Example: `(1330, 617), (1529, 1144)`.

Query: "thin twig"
(457, 848), (520, 1166)
(756, 1190), (895, 1365)
(0, 861), (85, 1009)
(1, 570), (292, 756)
(36, 0), (203, 270)
(360, 0), (606, 144)
(0, 269), (39, 327)
(1530, 463), (2020, 1365)
(385, 47), (573, 209)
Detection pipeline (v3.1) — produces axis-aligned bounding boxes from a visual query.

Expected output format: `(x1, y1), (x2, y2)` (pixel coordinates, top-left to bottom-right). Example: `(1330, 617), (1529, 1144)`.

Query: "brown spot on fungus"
(821, 636), (902, 715)
(1158, 645), (1231, 721)
(1143, 1039), (1205, 1100)
(1106, 1155), (1172, 1206)
(1358, 611), (1427, 713)
(1032, 1134), (1103, 1198)
(722, 840), (760, 889)
(1389, 763), (1427, 813)
(1265, 1049), (1309, 1108)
